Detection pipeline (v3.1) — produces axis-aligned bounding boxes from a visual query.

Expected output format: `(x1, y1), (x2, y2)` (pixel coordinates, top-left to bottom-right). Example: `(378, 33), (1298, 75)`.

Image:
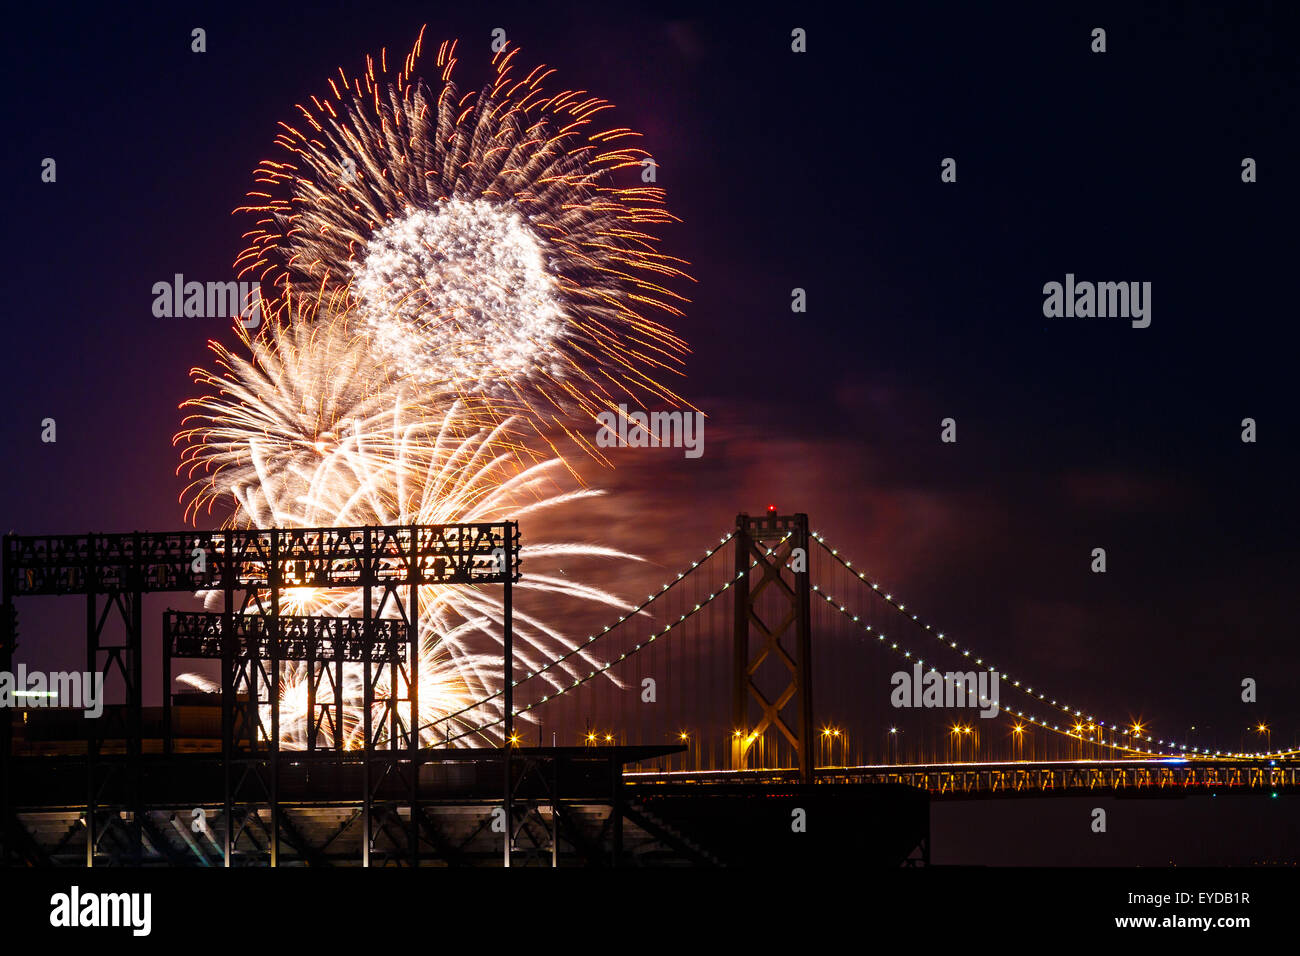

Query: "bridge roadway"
(627, 758), (1300, 797)
(10, 750), (1293, 810)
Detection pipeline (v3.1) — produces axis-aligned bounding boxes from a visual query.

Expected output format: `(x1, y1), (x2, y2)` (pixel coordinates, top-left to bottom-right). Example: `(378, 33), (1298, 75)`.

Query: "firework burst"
(177, 312), (516, 525)
(177, 318), (644, 746)
(237, 29), (694, 451)
(177, 28), (691, 749)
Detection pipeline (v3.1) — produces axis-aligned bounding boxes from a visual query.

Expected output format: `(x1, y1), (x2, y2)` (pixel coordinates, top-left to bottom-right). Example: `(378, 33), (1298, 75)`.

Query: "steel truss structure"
(1, 523), (519, 867)
(633, 761), (1300, 796)
(732, 512), (815, 783)
(3, 746), (686, 867)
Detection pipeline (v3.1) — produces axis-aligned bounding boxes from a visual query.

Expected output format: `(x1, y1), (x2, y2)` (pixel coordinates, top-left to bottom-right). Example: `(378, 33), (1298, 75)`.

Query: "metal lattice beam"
(3, 523), (522, 596)
(164, 611), (409, 663)
(732, 512), (814, 783)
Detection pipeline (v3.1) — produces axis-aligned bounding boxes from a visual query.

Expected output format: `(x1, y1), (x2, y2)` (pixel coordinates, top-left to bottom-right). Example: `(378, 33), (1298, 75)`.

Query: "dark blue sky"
(2, 1), (1297, 748)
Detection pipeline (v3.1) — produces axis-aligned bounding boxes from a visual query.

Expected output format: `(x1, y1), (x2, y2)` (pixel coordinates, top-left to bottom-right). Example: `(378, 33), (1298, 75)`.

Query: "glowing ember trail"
(236, 30), (695, 443)
(178, 28), (692, 748)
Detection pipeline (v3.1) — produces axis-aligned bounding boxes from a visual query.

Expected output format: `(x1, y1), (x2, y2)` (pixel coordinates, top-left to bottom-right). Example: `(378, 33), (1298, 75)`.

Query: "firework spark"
(350, 199), (568, 390)
(236, 30), (694, 447)
(177, 312), (515, 525)
(177, 318), (644, 746)
(177, 29), (691, 749)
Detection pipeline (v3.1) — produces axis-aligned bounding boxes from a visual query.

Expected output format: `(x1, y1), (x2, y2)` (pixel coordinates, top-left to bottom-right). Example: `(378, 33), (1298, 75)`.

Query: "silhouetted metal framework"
(3, 746), (707, 867)
(732, 512), (814, 783)
(0, 523), (519, 868)
(4, 524), (519, 595)
(163, 610), (410, 754)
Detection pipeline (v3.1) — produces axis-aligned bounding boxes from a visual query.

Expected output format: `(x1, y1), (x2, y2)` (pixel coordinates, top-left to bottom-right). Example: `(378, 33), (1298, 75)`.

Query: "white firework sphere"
(350, 200), (567, 395)
(186, 34), (693, 748)
(239, 35), (692, 421)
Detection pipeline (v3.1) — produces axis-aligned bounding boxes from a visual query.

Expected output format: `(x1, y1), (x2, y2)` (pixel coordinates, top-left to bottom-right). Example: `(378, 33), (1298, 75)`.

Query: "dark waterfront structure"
(3, 741), (929, 867)
(0, 516), (1290, 867)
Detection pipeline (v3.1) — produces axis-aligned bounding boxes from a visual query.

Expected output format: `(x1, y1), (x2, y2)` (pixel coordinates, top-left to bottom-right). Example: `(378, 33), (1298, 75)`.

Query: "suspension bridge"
(0, 510), (1293, 867)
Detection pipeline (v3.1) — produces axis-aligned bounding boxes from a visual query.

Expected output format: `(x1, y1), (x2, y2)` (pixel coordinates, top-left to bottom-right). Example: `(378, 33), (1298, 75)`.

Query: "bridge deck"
(629, 758), (1300, 796)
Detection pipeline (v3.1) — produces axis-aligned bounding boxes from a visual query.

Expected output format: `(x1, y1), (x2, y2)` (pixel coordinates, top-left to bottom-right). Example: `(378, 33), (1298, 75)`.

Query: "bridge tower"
(732, 511), (814, 783)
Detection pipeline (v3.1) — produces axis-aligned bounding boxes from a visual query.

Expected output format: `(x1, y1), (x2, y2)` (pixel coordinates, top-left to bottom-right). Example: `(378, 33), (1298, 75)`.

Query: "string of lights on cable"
(813, 532), (1294, 760)
(440, 531), (793, 745)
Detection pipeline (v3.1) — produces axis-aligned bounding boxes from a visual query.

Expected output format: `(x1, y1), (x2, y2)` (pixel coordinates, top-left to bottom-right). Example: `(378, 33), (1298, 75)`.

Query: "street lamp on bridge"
(732, 729), (751, 770)
(820, 727), (843, 767)
(949, 724), (973, 763)
(1128, 722), (1145, 756)
(1071, 723), (1085, 760)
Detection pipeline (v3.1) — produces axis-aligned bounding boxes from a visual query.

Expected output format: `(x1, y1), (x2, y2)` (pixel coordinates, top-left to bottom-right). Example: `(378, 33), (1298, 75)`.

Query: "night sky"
(3, 1), (1297, 762)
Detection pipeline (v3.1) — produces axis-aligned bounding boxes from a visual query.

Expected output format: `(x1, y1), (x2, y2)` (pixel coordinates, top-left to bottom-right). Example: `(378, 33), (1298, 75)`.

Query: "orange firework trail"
(175, 318), (645, 742)
(235, 28), (695, 459)
(177, 28), (690, 747)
